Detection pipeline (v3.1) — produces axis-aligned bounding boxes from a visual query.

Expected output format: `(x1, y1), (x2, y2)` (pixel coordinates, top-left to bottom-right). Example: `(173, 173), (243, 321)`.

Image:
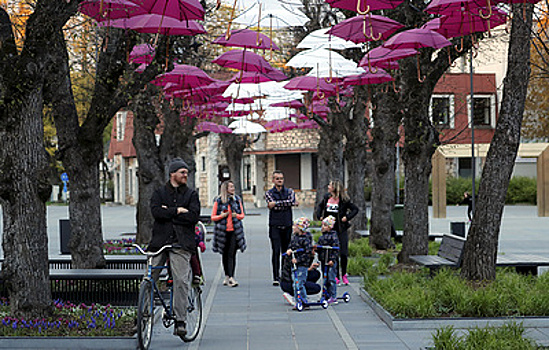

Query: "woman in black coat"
(315, 180), (358, 285)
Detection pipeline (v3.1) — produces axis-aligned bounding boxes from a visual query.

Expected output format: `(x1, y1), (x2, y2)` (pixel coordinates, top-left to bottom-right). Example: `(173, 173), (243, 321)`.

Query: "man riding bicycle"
(149, 158), (201, 339)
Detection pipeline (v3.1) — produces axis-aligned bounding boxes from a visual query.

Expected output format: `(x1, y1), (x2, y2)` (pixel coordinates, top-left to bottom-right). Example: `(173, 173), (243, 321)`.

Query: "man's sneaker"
(173, 321), (187, 338)
(272, 280), (280, 286)
(283, 292), (296, 307)
(342, 274), (349, 285)
(223, 276), (229, 286)
(328, 297), (338, 305)
(228, 277), (239, 287)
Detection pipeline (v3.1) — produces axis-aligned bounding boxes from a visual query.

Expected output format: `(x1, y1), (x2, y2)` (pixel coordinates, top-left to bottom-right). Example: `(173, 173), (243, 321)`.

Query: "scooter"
(315, 245), (351, 304)
(283, 249), (329, 312)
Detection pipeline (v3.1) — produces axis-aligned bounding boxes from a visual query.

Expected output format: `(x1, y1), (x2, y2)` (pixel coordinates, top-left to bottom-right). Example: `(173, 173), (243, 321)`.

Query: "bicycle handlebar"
(127, 243), (175, 257)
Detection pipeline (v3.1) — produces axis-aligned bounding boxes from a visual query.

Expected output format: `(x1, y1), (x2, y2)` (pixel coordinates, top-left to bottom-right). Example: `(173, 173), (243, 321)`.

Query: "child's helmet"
(293, 217), (310, 231)
(322, 215), (336, 229)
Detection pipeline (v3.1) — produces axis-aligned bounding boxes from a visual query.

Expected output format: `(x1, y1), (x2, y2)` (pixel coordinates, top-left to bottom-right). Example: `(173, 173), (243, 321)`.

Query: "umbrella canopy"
(130, 0), (204, 21)
(150, 64), (215, 88)
(269, 99), (304, 109)
(101, 14), (206, 35)
(229, 119), (267, 134)
(425, 0), (491, 15)
(326, 14), (404, 43)
(286, 47), (357, 71)
(264, 119), (298, 133)
(229, 70), (288, 84)
(129, 44), (156, 64)
(307, 65), (366, 81)
(284, 76), (338, 95)
(327, 0), (404, 14)
(297, 28), (360, 50)
(195, 121), (232, 133)
(212, 49), (275, 73)
(80, 0), (141, 21)
(233, 1), (309, 28)
(297, 119), (319, 129)
(383, 28), (452, 50)
(435, 8), (508, 38)
(342, 68), (393, 86)
(359, 46), (417, 68)
(213, 28), (280, 51)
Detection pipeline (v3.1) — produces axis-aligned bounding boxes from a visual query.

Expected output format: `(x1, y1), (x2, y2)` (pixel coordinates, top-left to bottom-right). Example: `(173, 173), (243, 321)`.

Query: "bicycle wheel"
(137, 280), (154, 350)
(182, 285), (202, 342)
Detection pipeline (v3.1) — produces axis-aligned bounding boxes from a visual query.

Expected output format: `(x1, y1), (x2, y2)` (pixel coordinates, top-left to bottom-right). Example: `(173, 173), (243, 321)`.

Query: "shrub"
(348, 237), (373, 258)
(506, 176), (536, 204)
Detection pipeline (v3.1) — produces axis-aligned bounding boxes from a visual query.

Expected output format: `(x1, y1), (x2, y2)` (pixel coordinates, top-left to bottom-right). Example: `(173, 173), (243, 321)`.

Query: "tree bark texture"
(370, 91), (401, 249)
(461, 3), (533, 281)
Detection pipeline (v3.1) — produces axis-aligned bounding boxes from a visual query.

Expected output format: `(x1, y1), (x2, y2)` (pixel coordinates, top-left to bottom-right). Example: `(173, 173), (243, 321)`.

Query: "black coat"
(315, 193), (359, 234)
(149, 182), (201, 252)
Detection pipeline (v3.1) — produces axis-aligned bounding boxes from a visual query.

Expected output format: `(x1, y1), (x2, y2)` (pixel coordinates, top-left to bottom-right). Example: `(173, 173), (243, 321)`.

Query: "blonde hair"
(219, 180), (234, 203)
(330, 180), (349, 202)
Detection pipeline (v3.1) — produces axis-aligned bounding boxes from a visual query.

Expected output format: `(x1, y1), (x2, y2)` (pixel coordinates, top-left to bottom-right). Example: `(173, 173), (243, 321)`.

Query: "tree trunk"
(370, 92), (401, 249)
(461, 3), (533, 281)
(342, 92), (369, 237)
(132, 89), (164, 245)
(219, 133), (247, 195)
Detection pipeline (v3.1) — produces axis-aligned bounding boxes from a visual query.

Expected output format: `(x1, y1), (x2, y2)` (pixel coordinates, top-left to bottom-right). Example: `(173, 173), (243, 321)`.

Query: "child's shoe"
(342, 274), (349, 285)
(328, 297), (339, 305)
(283, 292), (296, 307)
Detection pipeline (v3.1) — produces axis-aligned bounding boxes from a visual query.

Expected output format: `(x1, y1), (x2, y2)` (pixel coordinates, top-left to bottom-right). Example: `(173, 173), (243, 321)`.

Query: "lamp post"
(470, 48), (476, 219)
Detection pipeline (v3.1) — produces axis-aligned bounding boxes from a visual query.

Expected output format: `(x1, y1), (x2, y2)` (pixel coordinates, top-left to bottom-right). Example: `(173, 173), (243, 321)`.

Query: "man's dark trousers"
(269, 225), (292, 282)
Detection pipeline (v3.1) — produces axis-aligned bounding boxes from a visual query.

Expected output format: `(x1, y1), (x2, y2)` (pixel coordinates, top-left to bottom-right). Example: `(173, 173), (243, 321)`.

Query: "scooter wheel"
(343, 292), (351, 303)
(321, 300), (329, 309)
(296, 301), (304, 312)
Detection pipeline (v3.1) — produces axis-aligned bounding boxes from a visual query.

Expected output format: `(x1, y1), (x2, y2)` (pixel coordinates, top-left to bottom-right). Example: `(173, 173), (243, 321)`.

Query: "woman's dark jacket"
(149, 182), (201, 252)
(315, 193), (359, 233)
(212, 195), (247, 253)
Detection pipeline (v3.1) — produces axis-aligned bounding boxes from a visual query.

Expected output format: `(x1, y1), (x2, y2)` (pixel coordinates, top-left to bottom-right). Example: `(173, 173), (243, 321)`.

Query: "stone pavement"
(2, 204), (549, 349)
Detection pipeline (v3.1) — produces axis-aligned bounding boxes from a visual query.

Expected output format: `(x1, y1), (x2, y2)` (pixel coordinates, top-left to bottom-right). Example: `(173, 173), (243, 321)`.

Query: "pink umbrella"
(342, 68), (393, 86)
(150, 64), (214, 88)
(359, 46), (417, 71)
(195, 121), (232, 133)
(101, 14), (205, 36)
(270, 100), (304, 109)
(425, 0), (492, 16)
(284, 76), (338, 97)
(326, 14), (404, 43)
(297, 119), (319, 129)
(79, 0), (142, 21)
(309, 101), (331, 114)
(291, 112), (309, 120)
(213, 28), (280, 51)
(326, 0), (404, 14)
(171, 81), (231, 98)
(383, 28), (452, 50)
(212, 49), (275, 74)
(130, 0), (205, 21)
(437, 7), (508, 38)
(264, 119), (298, 133)
(229, 70), (288, 84)
(129, 44), (156, 64)
(135, 63), (148, 73)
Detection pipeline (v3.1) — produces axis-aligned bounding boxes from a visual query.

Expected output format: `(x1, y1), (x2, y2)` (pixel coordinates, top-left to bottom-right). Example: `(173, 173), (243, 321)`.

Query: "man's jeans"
(151, 248), (192, 323)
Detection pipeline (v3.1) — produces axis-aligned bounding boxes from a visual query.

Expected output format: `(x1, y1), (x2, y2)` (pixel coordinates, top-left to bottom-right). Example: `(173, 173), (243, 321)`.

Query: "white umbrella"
(297, 28), (360, 50)
(233, 1), (309, 28)
(285, 47), (353, 69)
(228, 118), (267, 134)
(307, 65), (366, 79)
(223, 81), (301, 100)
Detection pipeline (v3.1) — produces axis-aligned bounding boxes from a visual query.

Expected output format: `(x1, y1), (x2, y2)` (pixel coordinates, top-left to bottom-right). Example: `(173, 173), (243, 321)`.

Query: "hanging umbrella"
(130, 0), (205, 21)
(284, 76), (338, 95)
(264, 119), (298, 133)
(296, 27), (360, 50)
(342, 68), (393, 86)
(285, 47), (353, 69)
(309, 101), (331, 114)
(437, 7), (508, 38)
(297, 119), (319, 129)
(101, 14), (206, 35)
(135, 63), (148, 73)
(229, 70), (288, 84)
(232, 1), (309, 28)
(228, 119), (267, 134)
(425, 0), (492, 16)
(196, 121), (232, 133)
(212, 49), (275, 74)
(307, 65), (366, 81)
(269, 99), (304, 109)
(150, 64), (215, 88)
(359, 46), (417, 70)
(327, 0), (405, 14)
(129, 44), (156, 64)
(383, 28), (452, 50)
(80, 0), (142, 21)
(213, 28), (280, 51)
(326, 14), (404, 43)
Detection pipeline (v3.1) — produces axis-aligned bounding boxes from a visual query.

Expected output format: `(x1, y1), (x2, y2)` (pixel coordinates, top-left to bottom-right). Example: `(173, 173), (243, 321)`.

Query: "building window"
(201, 156), (206, 172)
(243, 163), (252, 191)
(116, 112), (127, 141)
(430, 95), (454, 128)
(467, 95), (496, 128)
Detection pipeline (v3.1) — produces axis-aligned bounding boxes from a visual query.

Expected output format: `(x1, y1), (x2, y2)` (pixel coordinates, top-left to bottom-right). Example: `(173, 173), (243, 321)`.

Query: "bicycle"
(131, 222), (206, 350)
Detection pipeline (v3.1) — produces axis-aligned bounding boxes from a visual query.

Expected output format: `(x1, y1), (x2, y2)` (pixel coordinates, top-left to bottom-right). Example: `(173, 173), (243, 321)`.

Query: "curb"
(0, 336), (136, 349)
(360, 287), (549, 331)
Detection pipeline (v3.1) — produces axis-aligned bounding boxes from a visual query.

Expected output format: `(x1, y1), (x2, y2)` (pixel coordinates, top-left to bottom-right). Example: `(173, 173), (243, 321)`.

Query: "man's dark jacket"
(149, 182), (201, 252)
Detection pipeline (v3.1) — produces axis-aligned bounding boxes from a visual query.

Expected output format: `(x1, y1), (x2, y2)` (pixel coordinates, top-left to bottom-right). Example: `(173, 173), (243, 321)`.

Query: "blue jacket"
(265, 185), (296, 227)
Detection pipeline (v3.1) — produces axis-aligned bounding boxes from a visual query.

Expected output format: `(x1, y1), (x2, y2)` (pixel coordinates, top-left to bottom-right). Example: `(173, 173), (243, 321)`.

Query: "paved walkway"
(2, 205), (549, 348)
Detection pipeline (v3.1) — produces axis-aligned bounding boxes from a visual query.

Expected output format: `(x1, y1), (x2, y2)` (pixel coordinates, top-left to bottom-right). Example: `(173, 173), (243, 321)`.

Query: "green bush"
(445, 176), (536, 205)
(348, 237), (373, 258)
(431, 323), (538, 350)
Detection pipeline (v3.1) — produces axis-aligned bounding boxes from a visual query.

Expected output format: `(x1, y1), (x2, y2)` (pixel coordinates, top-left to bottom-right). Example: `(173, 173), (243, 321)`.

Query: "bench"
(356, 230), (444, 241)
(0, 255), (147, 270)
(410, 234), (466, 274)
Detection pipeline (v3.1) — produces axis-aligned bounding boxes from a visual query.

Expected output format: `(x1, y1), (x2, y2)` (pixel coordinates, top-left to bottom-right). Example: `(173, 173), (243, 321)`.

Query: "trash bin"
(450, 222), (466, 237)
(59, 219), (71, 254)
(392, 204), (404, 231)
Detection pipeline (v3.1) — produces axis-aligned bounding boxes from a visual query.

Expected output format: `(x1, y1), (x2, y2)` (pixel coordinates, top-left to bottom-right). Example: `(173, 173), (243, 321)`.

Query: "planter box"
(360, 287), (549, 331)
(0, 336), (136, 349)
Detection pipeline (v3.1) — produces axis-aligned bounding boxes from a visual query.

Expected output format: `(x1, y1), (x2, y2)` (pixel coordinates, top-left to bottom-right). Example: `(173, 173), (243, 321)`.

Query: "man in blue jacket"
(149, 158), (200, 339)
(265, 170), (299, 286)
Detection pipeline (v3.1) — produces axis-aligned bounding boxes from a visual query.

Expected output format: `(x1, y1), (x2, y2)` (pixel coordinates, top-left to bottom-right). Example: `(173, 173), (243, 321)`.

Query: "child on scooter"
(286, 217), (313, 305)
(317, 216), (340, 304)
